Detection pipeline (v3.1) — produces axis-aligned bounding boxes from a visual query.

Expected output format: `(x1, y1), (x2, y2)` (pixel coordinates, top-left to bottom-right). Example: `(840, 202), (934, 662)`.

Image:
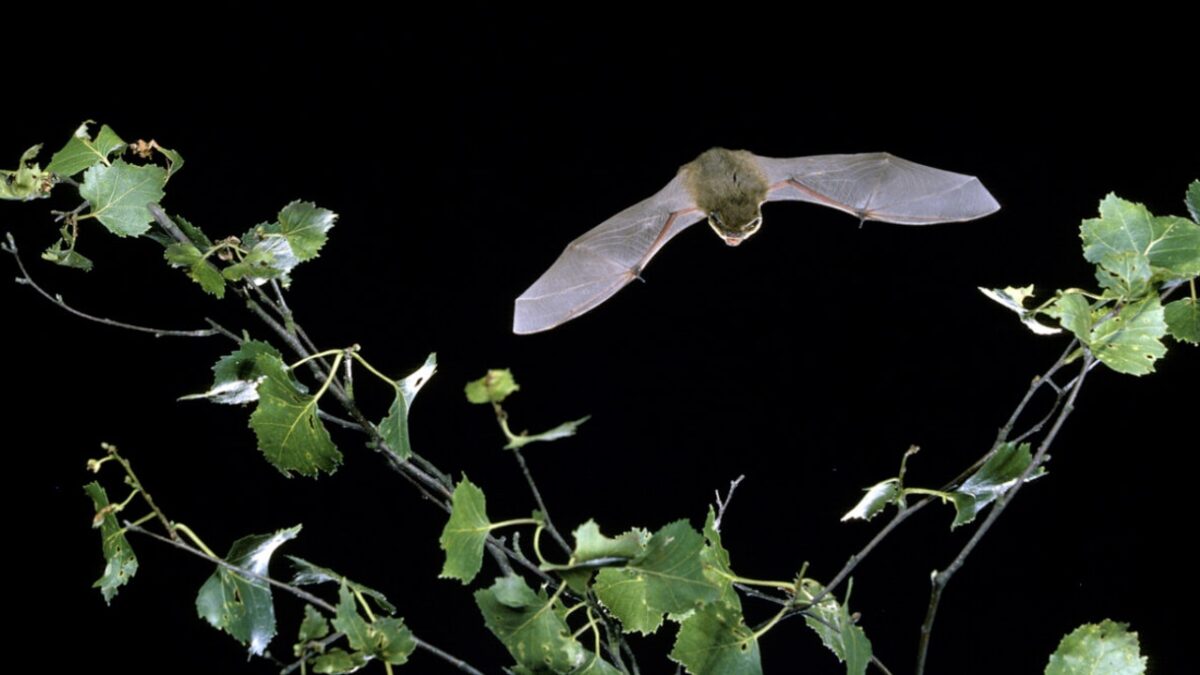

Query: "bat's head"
(706, 201), (763, 247)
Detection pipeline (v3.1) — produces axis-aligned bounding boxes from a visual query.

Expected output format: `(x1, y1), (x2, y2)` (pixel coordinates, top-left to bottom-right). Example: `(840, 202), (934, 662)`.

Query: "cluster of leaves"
(982, 183), (1200, 374)
(443, 372), (872, 675)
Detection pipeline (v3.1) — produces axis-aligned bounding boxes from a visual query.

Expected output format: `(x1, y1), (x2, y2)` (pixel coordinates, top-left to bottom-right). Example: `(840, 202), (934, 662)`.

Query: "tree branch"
(3, 233), (224, 338)
(914, 352), (1095, 675)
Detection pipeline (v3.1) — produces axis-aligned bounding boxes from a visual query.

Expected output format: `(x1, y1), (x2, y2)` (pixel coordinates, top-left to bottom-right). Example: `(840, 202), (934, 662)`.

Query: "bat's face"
(706, 201), (764, 247)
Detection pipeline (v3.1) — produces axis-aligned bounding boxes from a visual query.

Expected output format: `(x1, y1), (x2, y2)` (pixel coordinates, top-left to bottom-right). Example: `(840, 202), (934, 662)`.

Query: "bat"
(513, 148), (1000, 334)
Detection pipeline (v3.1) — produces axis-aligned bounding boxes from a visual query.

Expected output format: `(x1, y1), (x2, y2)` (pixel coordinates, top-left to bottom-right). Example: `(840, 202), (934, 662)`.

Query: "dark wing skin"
(756, 153), (999, 224)
(513, 173), (704, 334)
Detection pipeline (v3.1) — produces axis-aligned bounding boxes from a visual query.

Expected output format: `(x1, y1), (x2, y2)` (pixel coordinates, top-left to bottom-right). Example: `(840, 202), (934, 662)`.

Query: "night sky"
(5, 14), (1194, 675)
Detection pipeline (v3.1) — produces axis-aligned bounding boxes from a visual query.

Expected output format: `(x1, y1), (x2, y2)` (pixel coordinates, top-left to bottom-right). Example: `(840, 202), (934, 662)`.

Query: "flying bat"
(513, 148), (1000, 334)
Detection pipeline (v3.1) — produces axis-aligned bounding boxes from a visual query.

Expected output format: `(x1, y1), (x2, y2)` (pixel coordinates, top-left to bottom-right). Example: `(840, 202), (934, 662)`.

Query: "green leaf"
(275, 200), (336, 260)
(79, 159), (166, 237)
(800, 580), (872, 675)
(42, 237), (94, 271)
(173, 213), (212, 249)
(1045, 620), (1146, 675)
(700, 508), (739, 608)
(670, 600), (762, 675)
(47, 122), (126, 177)
(439, 477), (491, 583)
(165, 243), (226, 298)
(0, 144), (52, 201)
(1088, 296), (1167, 376)
(1081, 195), (1154, 265)
(575, 654), (624, 674)
(465, 369), (520, 404)
(312, 648), (368, 674)
(84, 481), (137, 604)
(1146, 215), (1200, 278)
(332, 582), (415, 665)
(594, 520), (720, 635)
(1164, 298), (1199, 345)
(236, 201), (336, 284)
(1187, 180), (1199, 223)
(572, 520), (646, 563)
(950, 442), (1038, 529)
(249, 352), (342, 477)
(1095, 251), (1151, 297)
(1046, 292), (1093, 342)
(841, 478), (900, 522)
(181, 341), (286, 405)
(475, 575), (586, 672)
(223, 246), (283, 282)
(378, 353), (437, 460)
(287, 555), (396, 614)
(156, 144), (185, 180)
(195, 525), (301, 656)
(978, 285), (1061, 335)
(506, 415), (591, 450)
(296, 604), (330, 649)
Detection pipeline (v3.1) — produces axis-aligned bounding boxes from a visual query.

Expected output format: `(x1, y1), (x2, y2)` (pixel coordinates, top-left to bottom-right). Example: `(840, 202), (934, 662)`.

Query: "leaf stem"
(751, 603), (790, 642)
(170, 522), (218, 558)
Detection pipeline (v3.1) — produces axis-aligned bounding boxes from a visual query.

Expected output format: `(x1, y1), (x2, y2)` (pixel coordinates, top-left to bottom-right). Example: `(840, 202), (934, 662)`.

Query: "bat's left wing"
(756, 153), (1000, 224)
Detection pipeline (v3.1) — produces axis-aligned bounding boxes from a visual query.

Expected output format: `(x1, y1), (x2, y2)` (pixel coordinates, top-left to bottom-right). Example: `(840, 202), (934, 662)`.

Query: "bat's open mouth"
(723, 236), (744, 247)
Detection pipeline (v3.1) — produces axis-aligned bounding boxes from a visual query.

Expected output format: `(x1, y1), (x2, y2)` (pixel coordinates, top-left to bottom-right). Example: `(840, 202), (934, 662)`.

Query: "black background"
(5, 13), (1195, 675)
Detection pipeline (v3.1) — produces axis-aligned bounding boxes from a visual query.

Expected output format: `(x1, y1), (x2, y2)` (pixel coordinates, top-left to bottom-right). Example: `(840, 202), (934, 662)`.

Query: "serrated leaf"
(1088, 296), (1167, 376)
(439, 477), (491, 583)
(801, 580), (872, 675)
(1146, 215), (1200, 278)
(157, 145), (185, 180)
(42, 238), (94, 270)
(287, 555), (396, 614)
(195, 525), (301, 656)
(1164, 298), (1199, 345)
(950, 442), (1038, 529)
(978, 286), (1061, 335)
(47, 122), (126, 177)
(79, 159), (166, 237)
(700, 508), (740, 608)
(181, 341), (285, 405)
(379, 353), (437, 460)
(297, 604), (330, 648)
(465, 369), (520, 404)
(332, 582), (415, 665)
(84, 482), (137, 604)
(173, 213), (212, 249)
(594, 520), (720, 635)
(1095, 250), (1151, 297)
(1187, 180), (1199, 223)
(475, 575), (586, 672)
(1046, 293), (1093, 342)
(572, 520), (646, 563)
(0, 144), (52, 201)
(1082, 195), (1154, 264)
(670, 600), (762, 675)
(165, 243), (226, 298)
(841, 478), (900, 522)
(249, 353), (341, 477)
(312, 648), (368, 674)
(506, 415), (591, 450)
(1045, 620), (1146, 675)
(275, 200), (336, 260)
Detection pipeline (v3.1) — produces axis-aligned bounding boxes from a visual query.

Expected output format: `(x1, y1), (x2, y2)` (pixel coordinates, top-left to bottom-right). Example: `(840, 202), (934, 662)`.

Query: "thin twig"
(511, 445), (572, 555)
(914, 352), (1095, 675)
(714, 474), (745, 531)
(147, 203), (191, 245)
(3, 233), (221, 338)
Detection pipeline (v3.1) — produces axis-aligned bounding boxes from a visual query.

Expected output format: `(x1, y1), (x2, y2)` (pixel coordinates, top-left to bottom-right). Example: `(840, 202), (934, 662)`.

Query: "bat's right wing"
(513, 173), (704, 334)
(757, 153), (1000, 224)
